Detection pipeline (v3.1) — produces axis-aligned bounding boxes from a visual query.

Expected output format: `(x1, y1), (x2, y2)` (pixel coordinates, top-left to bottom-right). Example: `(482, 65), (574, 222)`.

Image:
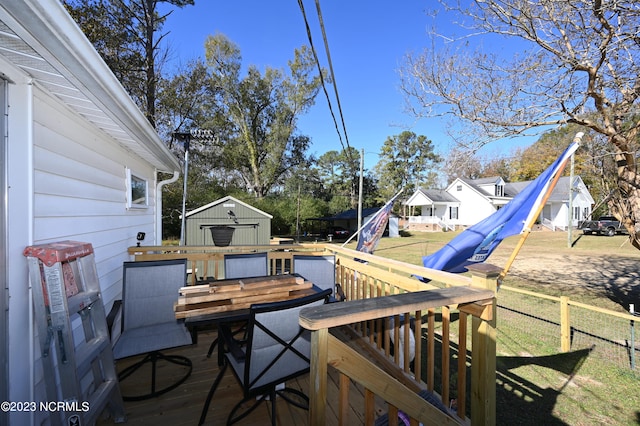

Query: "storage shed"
(184, 196), (273, 246)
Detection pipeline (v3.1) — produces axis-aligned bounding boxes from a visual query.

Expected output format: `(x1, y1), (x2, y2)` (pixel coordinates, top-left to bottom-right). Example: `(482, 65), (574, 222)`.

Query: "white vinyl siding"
(28, 85), (161, 426)
(33, 91), (157, 304)
(446, 180), (496, 226)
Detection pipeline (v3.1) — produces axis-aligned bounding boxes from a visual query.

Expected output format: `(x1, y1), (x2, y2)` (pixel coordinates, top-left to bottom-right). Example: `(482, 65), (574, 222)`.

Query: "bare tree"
(400, 0), (640, 248)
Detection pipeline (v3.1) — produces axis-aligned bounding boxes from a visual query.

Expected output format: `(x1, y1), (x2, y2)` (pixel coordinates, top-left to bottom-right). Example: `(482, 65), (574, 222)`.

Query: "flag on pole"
(354, 190), (403, 255)
(422, 140), (580, 274)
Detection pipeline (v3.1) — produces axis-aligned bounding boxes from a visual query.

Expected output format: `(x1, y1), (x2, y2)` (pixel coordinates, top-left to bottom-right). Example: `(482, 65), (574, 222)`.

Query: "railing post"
(309, 328), (328, 425)
(467, 263), (499, 426)
(631, 304), (636, 370)
(560, 296), (571, 352)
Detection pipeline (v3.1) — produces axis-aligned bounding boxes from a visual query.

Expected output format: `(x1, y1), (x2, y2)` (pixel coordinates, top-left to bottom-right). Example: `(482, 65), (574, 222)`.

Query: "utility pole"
(296, 184), (301, 242)
(357, 148), (364, 238)
(568, 150), (575, 248)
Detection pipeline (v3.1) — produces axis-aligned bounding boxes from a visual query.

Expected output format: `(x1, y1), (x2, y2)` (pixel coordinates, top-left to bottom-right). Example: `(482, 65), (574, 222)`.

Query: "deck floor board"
(98, 328), (385, 425)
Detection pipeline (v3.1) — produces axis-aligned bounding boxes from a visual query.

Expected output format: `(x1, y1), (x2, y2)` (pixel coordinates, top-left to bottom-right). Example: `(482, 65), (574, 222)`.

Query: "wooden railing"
(128, 243), (498, 425)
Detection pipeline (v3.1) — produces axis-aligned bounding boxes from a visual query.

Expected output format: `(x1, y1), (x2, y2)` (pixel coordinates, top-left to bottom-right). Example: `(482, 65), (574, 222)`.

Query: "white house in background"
(507, 175), (595, 230)
(405, 176), (593, 231)
(0, 2), (181, 424)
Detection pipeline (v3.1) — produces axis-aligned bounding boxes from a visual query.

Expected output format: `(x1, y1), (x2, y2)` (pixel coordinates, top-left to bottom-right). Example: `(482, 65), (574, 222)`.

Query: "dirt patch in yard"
(487, 236), (640, 311)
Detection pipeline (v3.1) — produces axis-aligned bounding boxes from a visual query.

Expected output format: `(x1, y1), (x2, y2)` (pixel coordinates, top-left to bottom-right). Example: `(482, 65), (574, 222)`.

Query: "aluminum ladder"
(24, 241), (125, 426)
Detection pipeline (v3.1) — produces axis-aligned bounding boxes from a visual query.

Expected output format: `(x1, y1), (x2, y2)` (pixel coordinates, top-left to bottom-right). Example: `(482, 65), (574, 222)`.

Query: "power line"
(297, 0), (352, 159)
(314, 0), (350, 151)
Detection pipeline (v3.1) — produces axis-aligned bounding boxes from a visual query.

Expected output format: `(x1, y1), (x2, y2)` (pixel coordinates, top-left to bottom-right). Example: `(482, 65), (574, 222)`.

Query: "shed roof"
(185, 195), (273, 219)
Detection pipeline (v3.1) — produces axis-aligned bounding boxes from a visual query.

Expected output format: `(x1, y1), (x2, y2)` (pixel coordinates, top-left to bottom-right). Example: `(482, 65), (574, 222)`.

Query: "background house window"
(456, 185), (462, 191)
(126, 168), (148, 209)
(495, 184), (504, 197)
(450, 206), (458, 220)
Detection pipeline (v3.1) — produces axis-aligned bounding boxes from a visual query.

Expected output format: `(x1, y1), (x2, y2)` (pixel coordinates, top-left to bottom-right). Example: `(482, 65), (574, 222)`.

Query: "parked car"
(578, 216), (628, 236)
(329, 226), (350, 238)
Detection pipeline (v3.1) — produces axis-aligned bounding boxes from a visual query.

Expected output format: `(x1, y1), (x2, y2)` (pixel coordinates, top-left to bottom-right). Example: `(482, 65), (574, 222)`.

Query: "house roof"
(185, 195), (273, 219)
(411, 175), (592, 208)
(467, 176), (503, 186)
(456, 177), (515, 198)
(0, 0), (180, 172)
(504, 181), (528, 197)
(503, 176), (593, 203)
(405, 188), (460, 206)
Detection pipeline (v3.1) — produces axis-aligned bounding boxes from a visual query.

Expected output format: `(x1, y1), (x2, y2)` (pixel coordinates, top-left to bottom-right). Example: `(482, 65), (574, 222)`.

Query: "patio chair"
(111, 258), (193, 401)
(224, 251), (269, 279)
(292, 254), (345, 302)
(206, 252), (270, 358)
(198, 288), (332, 425)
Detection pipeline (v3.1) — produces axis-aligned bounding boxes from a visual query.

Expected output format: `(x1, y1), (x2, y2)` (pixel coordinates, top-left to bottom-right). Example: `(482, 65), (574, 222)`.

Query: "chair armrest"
(106, 300), (122, 341)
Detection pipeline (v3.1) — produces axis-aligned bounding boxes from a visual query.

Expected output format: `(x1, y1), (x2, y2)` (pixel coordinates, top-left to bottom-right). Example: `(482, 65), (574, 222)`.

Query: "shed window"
(126, 168), (148, 209)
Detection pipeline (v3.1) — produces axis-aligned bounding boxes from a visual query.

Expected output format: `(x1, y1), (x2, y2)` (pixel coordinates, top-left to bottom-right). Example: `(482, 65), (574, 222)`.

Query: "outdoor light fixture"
(172, 129), (216, 246)
(136, 232), (145, 247)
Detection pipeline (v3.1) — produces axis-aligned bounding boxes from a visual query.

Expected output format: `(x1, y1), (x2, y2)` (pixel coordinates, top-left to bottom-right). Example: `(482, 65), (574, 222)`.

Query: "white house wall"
(550, 202), (568, 228)
(6, 80), (163, 424)
(448, 183), (495, 226)
(574, 193), (592, 222)
(32, 88), (158, 306)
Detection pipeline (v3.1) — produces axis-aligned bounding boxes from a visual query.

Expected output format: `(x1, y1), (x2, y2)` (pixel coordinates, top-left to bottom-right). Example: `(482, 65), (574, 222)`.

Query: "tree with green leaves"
(401, 1), (640, 248)
(374, 131), (441, 201)
(315, 147), (365, 210)
(203, 34), (323, 198)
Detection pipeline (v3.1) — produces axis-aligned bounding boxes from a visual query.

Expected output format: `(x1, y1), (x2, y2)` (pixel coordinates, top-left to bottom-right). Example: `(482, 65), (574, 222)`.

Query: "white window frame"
(126, 168), (148, 209)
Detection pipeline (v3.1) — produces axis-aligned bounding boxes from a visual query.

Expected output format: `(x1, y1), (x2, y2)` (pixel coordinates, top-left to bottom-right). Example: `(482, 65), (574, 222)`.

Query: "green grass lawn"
(342, 230), (640, 425)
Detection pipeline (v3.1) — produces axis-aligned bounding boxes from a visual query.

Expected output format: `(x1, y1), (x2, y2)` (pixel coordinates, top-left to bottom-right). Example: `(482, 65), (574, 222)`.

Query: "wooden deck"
(97, 326), (384, 425)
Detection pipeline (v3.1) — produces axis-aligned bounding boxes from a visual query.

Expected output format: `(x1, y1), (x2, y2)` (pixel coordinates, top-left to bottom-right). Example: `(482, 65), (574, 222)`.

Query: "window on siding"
(456, 185), (462, 191)
(126, 168), (148, 209)
(450, 206), (458, 219)
(495, 184), (504, 197)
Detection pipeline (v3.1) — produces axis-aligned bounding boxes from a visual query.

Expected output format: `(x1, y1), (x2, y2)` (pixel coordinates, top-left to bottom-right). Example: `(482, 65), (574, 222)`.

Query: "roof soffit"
(0, 1), (179, 172)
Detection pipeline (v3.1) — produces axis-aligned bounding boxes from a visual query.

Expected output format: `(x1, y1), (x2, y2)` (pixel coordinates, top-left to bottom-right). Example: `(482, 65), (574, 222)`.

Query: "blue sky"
(160, 1), (528, 168)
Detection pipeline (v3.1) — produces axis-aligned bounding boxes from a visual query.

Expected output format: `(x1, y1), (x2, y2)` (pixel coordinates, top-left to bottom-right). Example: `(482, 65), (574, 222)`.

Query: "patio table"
(175, 273), (323, 363)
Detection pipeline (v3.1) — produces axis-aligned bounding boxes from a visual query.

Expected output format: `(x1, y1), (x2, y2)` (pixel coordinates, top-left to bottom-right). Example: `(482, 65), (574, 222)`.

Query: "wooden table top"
(175, 273), (319, 322)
